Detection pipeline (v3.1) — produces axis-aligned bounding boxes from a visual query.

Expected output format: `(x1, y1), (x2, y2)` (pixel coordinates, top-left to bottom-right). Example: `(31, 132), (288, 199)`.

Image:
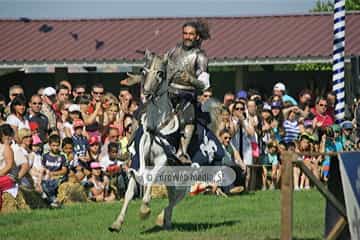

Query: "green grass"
(0, 190), (324, 240)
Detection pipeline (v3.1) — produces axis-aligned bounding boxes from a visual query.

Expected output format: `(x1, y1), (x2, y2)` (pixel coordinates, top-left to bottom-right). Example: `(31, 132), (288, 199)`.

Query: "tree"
(311, 0), (360, 12)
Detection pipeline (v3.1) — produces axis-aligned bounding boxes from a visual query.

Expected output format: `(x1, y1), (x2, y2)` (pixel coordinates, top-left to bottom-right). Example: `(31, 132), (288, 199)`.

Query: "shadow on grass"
(142, 220), (240, 234)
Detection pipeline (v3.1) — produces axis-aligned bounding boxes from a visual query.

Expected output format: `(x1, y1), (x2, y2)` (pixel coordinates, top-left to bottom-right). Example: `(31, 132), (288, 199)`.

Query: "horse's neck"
(145, 81), (172, 128)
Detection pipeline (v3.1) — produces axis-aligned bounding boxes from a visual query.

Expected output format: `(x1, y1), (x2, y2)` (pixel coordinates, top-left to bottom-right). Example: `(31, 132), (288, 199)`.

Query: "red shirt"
(311, 107), (334, 128)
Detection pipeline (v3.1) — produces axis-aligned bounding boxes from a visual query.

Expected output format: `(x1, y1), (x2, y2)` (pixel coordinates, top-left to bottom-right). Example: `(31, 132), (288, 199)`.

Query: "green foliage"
(311, 0), (334, 12)
(0, 191), (325, 240)
(273, 63), (332, 71)
(311, 0), (360, 12)
(294, 63), (332, 71)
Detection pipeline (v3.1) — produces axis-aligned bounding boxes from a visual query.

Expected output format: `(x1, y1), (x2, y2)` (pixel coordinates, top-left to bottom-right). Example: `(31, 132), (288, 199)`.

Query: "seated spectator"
(63, 104), (82, 138)
(218, 128), (245, 194)
(11, 128), (34, 190)
(62, 137), (75, 167)
(119, 114), (134, 160)
(72, 119), (88, 163)
(261, 140), (280, 190)
(88, 162), (115, 202)
(41, 135), (67, 208)
(296, 133), (316, 190)
(29, 135), (43, 193)
(85, 136), (101, 164)
(0, 125), (16, 211)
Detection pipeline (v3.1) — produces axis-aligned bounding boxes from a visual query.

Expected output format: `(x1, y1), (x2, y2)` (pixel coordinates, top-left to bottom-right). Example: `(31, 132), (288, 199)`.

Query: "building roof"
(1, 13), (360, 67)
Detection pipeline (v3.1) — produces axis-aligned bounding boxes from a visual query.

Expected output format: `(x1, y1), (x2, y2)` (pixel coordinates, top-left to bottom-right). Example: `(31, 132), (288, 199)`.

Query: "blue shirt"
(283, 94), (298, 106)
(72, 135), (88, 157)
(42, 152), (66, 172)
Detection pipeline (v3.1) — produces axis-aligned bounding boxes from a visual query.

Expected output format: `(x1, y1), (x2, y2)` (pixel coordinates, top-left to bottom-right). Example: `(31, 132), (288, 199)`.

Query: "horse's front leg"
(109, 174), (137, 232)
(139, 183), (152, 219)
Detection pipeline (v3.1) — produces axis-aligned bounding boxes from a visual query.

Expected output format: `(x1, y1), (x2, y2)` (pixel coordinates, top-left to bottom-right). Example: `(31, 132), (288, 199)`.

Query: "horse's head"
(142, 49), (167, 98)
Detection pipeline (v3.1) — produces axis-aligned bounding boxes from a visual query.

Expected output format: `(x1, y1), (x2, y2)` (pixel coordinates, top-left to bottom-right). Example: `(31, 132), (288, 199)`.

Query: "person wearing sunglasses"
(6, 85), (24, 116)
(27, 94), (49, 142)
(311, 96), (334, 130)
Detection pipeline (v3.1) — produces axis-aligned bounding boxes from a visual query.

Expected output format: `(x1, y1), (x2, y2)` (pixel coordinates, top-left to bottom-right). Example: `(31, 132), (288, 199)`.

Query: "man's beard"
(182, 39), (200, 50)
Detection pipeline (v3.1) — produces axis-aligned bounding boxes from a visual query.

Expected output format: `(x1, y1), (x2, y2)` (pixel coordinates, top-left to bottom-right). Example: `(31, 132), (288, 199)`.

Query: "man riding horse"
(122, 20), (211, 165)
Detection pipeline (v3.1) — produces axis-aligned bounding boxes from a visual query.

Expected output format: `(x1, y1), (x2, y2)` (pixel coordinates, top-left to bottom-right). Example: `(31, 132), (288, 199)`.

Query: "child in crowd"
(72, 119), (89, 167)
(29, 134), (43, 193)
(262, 140), (279, 190)
(41, 134), (67, 207)
(88, 162), (116, 202)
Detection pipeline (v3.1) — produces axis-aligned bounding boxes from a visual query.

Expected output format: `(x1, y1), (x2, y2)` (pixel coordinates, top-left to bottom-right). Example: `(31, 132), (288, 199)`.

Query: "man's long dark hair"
(183, 20), (211, 46)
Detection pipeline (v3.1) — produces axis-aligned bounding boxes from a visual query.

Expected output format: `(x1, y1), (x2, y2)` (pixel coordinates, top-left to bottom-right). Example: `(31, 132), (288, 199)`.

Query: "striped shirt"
(283, 120), (300, 143)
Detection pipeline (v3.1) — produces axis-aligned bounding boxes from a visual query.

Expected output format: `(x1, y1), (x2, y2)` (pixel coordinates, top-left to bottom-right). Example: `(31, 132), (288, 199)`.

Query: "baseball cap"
(236, 90), (247, 100)
(68, 104), (81, 113)
(89, 135), (100, 145)
(304, 119), (313, 128)
(341, 120), (353, 130)
(43, 87), (56, 96)
(273, 82), (286, 92)
(73, 119), (84, 128)
(271, 101), (282, 109)
(90, 162), (102, 169)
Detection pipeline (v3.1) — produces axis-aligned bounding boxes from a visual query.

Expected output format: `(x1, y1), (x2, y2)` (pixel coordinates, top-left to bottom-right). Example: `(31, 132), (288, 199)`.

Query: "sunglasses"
(93, 91), (104, 95)
(223, 136), (231, 140)
(319, 104), (327, 107)
(235, 107), (245, 111)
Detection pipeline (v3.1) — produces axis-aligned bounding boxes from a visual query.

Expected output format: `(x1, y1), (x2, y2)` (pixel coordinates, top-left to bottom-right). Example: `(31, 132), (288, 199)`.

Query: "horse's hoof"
(139, 204), (151, 220)
(155, 210), (164, 227)
(108, 222), (122, 232)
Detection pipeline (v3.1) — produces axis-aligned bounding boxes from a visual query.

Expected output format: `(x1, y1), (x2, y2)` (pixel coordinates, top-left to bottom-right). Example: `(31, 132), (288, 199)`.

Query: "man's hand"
(180, 71), (191, 82)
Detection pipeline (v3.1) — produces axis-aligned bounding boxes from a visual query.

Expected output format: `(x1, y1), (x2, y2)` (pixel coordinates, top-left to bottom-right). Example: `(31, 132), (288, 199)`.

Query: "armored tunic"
(166, 44), (209, 91)
(165, 44), (210, 126)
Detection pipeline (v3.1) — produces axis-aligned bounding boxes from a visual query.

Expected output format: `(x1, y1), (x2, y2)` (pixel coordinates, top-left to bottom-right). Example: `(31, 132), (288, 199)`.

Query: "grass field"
(0, 190), (325, 240)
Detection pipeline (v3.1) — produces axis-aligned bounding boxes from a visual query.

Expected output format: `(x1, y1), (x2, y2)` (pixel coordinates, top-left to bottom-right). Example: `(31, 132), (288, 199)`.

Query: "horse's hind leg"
(109, 174), (137, 232)
(156, 186), (187, 230)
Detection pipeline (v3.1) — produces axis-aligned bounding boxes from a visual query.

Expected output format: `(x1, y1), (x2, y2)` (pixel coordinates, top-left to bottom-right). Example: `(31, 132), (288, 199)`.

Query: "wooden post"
(326, 216), (347, 240)
(281, 151), (294, 240)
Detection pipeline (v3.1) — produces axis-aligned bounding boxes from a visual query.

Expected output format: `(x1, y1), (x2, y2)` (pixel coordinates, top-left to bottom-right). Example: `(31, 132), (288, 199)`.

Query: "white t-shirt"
(99, 154), (114, 171)
(6, 114), (30, 130)
(12, 144), (28, 166)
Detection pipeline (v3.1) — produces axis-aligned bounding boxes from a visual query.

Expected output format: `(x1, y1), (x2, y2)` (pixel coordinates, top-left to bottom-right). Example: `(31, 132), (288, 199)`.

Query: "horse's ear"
(145, 49), (152, 58)
(163, 54), (168, 65)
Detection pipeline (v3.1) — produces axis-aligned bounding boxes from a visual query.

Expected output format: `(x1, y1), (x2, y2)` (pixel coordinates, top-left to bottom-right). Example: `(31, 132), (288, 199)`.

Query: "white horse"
(109, 50), (188, 231)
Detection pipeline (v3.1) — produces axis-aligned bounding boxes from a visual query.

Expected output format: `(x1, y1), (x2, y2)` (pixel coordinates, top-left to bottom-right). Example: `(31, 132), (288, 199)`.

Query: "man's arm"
(120, 73), (143, 86)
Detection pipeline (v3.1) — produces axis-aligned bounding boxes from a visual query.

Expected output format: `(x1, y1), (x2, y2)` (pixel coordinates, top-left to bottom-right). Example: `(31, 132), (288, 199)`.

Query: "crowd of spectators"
(0, 80), (359, 212)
